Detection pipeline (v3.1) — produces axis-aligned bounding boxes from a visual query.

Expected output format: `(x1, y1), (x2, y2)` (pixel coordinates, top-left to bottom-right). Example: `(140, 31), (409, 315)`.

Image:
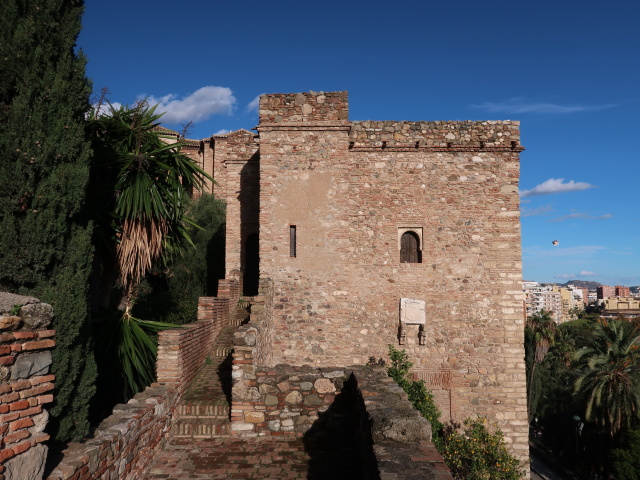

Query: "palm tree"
(526, 309), (558, 419)
(88, 99), (211, 399)
(573, 319), (640, 439)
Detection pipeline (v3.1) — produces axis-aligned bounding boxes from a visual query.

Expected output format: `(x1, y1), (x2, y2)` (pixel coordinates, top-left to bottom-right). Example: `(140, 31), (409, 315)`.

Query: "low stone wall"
(0, 293), (56, 480)
(46, 385), (177, 480)
(230, 356), (453, 478)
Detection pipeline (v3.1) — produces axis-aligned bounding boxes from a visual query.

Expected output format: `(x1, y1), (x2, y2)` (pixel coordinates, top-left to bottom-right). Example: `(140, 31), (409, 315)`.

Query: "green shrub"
(612, 428), (640, 480)
(386, 345), (443, 447)
(386, 346), (524, 479)
(441, 418), (524, 480)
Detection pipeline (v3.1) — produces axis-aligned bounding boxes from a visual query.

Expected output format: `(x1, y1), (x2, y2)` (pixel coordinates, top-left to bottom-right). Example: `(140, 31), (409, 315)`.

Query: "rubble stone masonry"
(244, 91), (529, 462)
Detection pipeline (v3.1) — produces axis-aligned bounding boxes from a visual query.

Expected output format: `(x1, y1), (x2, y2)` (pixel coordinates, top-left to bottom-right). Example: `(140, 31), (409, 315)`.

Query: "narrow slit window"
(290, 225), (297, 257)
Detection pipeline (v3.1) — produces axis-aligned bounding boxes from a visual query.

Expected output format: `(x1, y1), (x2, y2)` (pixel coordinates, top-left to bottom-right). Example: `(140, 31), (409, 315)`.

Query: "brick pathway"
(143, 437), (311, 480)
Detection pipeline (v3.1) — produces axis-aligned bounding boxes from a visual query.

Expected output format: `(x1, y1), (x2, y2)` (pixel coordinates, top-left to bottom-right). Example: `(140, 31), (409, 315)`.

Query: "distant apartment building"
(615, 286), (631, 297)
(558, 285), (584, 322)
(601, 297), (640, 319)
(523, 282), (562, 323)
(597, 285), (632, 301)
(579, 287), (589, 306)
(597, 285), (616, 299)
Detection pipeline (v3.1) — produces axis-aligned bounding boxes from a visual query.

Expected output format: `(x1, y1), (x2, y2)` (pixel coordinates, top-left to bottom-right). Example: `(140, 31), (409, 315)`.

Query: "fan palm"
(573, 319), (640, 438)
(88, 100), (211, 398)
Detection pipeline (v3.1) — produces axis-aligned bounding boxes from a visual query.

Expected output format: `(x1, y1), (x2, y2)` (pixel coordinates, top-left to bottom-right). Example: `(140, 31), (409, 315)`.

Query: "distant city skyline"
(78, 0), (639, 286)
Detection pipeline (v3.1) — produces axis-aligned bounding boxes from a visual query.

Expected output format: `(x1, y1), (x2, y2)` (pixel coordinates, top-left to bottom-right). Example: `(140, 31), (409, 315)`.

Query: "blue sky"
(78, 0), (639, 287)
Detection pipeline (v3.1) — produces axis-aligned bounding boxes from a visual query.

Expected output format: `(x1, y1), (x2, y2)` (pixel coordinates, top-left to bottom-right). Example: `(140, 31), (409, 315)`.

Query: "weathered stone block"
(314, 378), (336, 394)
(19, 303), (53, 330)
(4, 444), (47, 480)
(244, 411), (265, 423)
(11, 351), (51, 379)
(284, 391), (302, 405)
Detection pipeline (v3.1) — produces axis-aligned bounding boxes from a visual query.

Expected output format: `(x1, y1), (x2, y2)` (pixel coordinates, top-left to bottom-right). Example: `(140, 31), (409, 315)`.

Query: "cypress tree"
(0, 0), (97, 442)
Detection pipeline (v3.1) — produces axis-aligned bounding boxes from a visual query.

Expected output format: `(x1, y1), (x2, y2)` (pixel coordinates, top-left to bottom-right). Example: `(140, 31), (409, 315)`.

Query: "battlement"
(259, 90), (349, 125)
(349, 120), (522, 150)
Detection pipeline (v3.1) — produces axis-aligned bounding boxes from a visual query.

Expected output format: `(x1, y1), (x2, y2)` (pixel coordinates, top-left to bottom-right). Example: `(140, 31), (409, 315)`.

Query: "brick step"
(171, 417), (231, 438)
(211, 345), (233, 357)
(176, 397), (230, 417)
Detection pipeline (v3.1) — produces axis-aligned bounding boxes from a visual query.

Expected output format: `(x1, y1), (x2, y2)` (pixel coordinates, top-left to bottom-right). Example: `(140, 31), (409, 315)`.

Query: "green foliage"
(386, 346), (523, 479)
(0, 0), (96, 442)
(88, 100), (213, 299)
(132, 194), (226, 324)
(93, 312), (177, 404)
(612, 428), (640, 480)
(87, 101), (215, 411)
(386, 345), (443, 446)
(9, 304), (23, 316)
(441, 418), (525, 480)
(573, 319), (640, 438)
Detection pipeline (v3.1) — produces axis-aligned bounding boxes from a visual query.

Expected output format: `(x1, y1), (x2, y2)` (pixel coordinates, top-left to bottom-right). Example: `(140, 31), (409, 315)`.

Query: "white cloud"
(145, 86), (236, 124)
(554, 273), (575, 279)
(90, 101), (122, 117)
(554, 270), (598, 279)
(520, 178), (595, 197)
(521, 205), (553, 217)
(246, 94), (263, 113)
(549, 212), (613, 222)
(213, 129), (230, 136)
(470, 97), (617, 115)
(523, 245), (606, 258)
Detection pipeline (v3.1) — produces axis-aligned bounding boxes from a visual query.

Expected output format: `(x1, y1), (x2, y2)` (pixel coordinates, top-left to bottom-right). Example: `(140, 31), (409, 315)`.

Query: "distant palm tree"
(526, 310), (558, 420)
(528, 309), (558, 364)
(573, 319), (640, 439)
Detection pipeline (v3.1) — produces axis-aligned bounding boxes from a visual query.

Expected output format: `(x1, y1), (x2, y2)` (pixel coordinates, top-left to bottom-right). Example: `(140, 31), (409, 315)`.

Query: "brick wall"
(155, 297), (228, 394)
(0, 293), (55, 480)
(46, 385), (178, 480)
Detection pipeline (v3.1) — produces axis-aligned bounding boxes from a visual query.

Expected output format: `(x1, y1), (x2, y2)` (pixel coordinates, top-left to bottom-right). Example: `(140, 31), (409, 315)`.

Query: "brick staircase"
(171, 303), (251, 438)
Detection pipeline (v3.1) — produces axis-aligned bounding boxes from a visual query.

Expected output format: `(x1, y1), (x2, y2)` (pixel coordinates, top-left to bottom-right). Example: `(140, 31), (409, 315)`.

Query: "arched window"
(400, 231), (421, 263)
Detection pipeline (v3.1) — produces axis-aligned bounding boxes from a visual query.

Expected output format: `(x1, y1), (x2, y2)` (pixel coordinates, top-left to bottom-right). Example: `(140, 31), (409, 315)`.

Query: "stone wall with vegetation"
(0, 293), (55, 480)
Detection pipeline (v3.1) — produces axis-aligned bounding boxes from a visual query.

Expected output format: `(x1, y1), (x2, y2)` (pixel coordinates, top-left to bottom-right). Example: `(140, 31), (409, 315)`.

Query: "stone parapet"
(259, 91), (349, 125)
(0, 292), (56, 480)
(349, 120), (522, 149)
(46, 385), (178, 480)
(232, 278), (274, 367)
(230, 355), (453, 479)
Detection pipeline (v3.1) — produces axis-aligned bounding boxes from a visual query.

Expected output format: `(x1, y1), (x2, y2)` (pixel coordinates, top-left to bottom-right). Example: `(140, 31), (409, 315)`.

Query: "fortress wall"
(255, 91), (528, 461)
(212, 131), (260, 277)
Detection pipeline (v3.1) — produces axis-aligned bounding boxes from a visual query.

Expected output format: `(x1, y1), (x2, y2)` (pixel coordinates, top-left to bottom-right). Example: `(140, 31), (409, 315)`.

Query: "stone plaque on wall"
(400, 298), (425, 325)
